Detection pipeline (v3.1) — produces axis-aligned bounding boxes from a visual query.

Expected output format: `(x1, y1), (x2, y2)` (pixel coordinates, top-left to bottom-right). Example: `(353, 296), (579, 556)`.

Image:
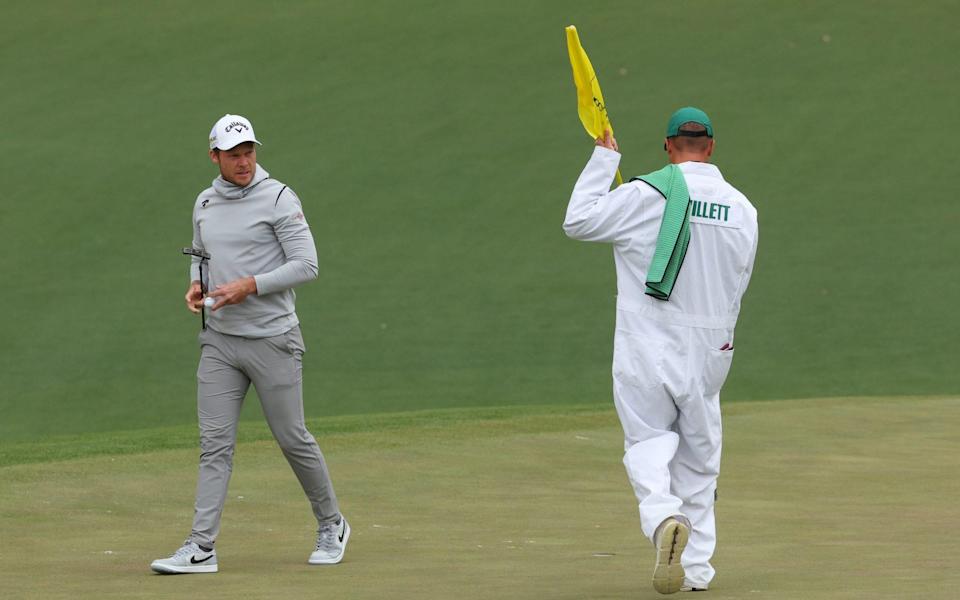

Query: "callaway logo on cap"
(208, 114), (262, 150)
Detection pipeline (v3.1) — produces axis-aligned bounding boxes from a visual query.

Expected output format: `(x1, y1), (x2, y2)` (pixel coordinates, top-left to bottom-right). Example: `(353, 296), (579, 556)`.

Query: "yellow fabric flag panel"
(565, 25), (623, 186)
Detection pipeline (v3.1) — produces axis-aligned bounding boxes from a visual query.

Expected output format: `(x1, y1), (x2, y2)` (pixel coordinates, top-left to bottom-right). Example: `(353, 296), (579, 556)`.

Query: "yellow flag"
(566, 25), (622, 185)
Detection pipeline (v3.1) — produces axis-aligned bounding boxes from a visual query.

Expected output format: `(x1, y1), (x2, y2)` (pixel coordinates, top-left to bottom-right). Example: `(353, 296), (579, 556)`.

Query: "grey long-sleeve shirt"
(190, 164), (319, 337)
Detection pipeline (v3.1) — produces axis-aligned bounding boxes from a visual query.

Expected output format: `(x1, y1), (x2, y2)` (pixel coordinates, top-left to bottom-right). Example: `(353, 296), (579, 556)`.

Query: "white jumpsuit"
(564, 146), (758, 587)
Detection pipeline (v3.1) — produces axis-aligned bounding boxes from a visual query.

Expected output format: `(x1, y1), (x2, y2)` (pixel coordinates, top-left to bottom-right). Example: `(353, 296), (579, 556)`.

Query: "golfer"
(151, 114), (348, 574)
(563, 107), (758, 594)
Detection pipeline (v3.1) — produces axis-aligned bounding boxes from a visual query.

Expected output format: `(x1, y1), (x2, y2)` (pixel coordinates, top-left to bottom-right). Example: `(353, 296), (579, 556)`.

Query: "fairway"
(1, 1), (958, 441)
(2, 396), (957, 599)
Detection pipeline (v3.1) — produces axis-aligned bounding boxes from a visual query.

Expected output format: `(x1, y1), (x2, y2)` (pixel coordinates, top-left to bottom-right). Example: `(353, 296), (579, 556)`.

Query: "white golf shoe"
(150, 541), (218, 574)
(308, 516), (350, 564)
(652, 516), (690, 594)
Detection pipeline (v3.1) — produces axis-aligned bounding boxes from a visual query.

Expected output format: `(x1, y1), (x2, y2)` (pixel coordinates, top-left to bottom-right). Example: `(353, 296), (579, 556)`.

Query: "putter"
(181, 247), (211, 330)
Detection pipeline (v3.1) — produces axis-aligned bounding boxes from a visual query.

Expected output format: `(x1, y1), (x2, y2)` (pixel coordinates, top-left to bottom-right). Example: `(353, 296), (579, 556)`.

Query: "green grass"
(1, 396), (958, 599)
(0, 403), (608, 468)
(1, 1), (958, 441)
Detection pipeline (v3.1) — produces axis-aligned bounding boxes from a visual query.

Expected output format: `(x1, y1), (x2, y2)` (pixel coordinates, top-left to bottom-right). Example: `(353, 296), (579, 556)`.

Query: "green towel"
(631, 165), (691, 301)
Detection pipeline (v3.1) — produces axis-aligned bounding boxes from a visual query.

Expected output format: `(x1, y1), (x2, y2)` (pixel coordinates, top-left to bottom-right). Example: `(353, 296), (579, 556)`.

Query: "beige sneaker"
(652, 516), (690, 594)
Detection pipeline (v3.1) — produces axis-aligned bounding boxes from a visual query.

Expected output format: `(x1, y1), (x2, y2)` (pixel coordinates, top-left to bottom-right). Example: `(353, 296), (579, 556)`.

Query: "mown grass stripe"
(0, 403), (614, 468)
(4, 395), (954, 468)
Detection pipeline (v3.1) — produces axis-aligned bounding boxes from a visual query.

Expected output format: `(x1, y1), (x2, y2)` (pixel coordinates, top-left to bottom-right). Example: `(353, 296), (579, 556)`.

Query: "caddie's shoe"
(150, 541), (218, 574)
(680, 583), (708, 592)
(308, 515), (350, 564)
(652, 516), (690, 594)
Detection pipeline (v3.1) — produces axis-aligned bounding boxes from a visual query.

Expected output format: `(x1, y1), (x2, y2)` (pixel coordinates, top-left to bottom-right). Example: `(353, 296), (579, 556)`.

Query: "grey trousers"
(188, 325), (340, 547)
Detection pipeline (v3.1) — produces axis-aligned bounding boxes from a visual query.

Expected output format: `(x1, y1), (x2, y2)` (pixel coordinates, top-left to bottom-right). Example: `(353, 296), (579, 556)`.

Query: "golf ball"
(204, 297), (216, 308)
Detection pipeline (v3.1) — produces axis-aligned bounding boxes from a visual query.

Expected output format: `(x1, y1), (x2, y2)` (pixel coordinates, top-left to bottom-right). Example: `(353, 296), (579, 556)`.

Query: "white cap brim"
(212, 136), (261, 151)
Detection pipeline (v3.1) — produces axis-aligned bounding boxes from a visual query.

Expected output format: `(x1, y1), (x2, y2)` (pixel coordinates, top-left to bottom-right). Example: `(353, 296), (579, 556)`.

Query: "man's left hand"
(207, 276), (258, 311)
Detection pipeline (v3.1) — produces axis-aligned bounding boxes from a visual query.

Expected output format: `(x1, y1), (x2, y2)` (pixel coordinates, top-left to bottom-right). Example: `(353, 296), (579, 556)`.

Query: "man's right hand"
(185, 281), (203, 314)
(595, 129), (619, 152)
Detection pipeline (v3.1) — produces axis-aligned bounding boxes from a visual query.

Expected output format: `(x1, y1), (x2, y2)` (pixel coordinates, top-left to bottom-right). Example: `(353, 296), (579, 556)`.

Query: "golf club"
(181, 247), (211, 330)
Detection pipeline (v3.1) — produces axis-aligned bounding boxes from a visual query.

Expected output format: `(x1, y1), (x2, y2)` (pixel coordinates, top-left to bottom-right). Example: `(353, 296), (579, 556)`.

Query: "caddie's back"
(666, 166), (757, 323)
(616, 107), (758, 329)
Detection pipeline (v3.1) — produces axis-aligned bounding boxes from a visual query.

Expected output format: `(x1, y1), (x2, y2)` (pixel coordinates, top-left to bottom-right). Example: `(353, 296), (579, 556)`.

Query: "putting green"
(1, 396), (957, 599)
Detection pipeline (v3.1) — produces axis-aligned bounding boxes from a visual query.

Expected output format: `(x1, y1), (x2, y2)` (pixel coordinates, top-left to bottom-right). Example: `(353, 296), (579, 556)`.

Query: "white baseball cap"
(208, 114), (261, 150)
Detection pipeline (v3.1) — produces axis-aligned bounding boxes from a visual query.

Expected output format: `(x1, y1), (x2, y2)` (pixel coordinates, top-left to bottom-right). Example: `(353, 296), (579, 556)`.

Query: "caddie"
(151, 114), (349, 574)
(563, 107), (758, 594)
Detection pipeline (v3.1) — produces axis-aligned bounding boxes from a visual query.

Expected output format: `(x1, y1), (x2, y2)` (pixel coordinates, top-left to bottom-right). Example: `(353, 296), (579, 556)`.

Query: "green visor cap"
(666, 107), (714, 138)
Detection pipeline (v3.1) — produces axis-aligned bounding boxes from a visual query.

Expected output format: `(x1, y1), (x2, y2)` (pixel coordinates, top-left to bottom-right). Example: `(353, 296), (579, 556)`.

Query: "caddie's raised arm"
(563, 145), (641, 244)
